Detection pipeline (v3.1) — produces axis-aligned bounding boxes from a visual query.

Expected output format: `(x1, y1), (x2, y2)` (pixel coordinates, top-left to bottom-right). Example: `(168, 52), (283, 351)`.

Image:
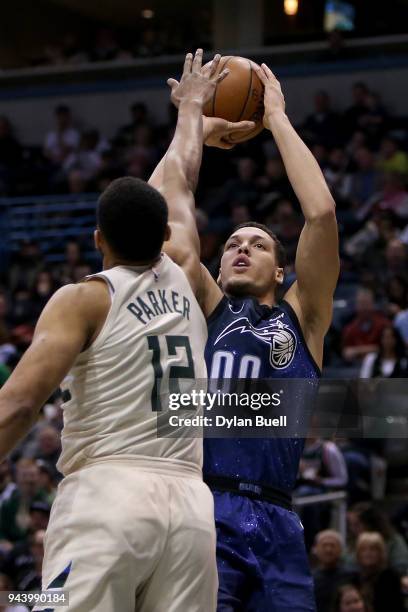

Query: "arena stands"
(0, 62), (407, 610)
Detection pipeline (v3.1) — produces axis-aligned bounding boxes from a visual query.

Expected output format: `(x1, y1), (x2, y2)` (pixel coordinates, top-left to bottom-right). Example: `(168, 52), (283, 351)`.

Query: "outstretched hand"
(253, 63), (285, 130)
(167, 49), (229, 108)
(203, 117), (255, 149)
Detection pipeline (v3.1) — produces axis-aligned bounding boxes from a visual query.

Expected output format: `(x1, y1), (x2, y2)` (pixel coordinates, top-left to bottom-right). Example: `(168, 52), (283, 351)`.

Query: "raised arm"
(148, 50), (224, 299)
(149, 51), (254, 311)
(0, 282), (108, 460)
(255, 64), (340, 365)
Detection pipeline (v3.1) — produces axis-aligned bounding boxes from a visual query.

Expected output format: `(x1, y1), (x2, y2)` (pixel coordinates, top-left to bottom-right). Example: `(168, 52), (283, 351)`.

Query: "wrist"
(178, 99), (204, 110)
(265, 108), (288, 130)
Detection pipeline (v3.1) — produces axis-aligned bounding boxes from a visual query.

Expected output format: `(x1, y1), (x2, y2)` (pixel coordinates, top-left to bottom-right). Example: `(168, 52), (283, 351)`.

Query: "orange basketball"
(203, 56), (265, 144)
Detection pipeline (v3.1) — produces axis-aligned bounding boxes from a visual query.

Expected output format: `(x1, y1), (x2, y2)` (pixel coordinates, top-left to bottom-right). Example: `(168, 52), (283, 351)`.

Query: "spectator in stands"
(36, 461), (56, 505)
(209, 157), (259, 216)
(9, 288), (36, 331)
(61, 33), (89, 65)
(313, 530), (353, 612)
(265, 199), (303, 264)
(114, 102), (150, 150)
(324, 148), (353, 202)
(53, 240), (83, 285)
(91, 28), (122, 62)
(354, 532), (405, 611)
(347, 503), (408, 576)
(378, 136), (408, 177)
(394, 307), (408, 347)
(331, 583), (372, 612)
(31, 271), (58, 320)
(360, 326), (408, 378)
(44, 105), (80, 166)
(0, 573), (29, 611)
(63, 129), (107, 183)
(0, 459), (47, 545)
(8, 241), (44, 294)
(357, 93), (387, 146)
(342, 288), (390, 363)
(125, 124), (158, 179)
(1, 529), (45, 593)
(28, 501), (50, 533)
(377, 173), (408, 219)
(349, 147), (380, 208)
(303, 91), (341, 148)
(66, 168), (88, 194)
(256, 156), (292, 201)
(386, 276), (408, 316)
(23, 426), (61, 480)
(135, 27), (164, 58)
(344, 82), (370, 138)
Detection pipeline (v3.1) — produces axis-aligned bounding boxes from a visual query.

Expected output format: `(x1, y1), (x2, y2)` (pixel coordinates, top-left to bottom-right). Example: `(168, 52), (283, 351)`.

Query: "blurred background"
(0, 1), (408, 610)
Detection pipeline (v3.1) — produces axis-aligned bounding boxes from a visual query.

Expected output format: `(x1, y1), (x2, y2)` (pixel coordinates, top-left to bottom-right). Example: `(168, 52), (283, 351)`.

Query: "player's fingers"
(192, 48), (203, 73)
(227, 120), (256, 132)
(209, 53), (221, 76)
(253, 64), (267, 85)
(167, 78), (179, 90)
(261, 63), (277, 81)
(183, 52), (193, 74)
(216, 68), (229, 83)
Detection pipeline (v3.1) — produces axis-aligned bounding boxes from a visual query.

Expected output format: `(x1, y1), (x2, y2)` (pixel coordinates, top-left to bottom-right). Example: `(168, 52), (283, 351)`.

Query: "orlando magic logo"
(214, 313), (297, 369)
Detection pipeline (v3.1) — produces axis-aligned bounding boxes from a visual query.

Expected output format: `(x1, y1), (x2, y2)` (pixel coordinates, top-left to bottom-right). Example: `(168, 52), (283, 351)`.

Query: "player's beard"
(223, 275), (259, 297)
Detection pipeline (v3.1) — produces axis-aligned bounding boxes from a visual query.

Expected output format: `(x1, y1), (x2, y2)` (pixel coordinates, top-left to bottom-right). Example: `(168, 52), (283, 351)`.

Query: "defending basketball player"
(155, 60), (340, 610)
(0, 52), (251, 612)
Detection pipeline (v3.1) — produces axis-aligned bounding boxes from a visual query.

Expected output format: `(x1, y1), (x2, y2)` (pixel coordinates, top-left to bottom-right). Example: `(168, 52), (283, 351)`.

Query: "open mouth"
(232, 255), (250, 269)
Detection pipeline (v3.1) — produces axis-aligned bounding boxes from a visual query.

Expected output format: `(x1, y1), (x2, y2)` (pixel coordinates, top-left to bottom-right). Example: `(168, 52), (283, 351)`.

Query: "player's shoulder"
(47, 280), (110, 318)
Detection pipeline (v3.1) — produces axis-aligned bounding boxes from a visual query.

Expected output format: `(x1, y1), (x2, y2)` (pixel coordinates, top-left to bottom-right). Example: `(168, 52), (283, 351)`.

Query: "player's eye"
(255, 243), (265, 249)
(227, 242), (238, 249)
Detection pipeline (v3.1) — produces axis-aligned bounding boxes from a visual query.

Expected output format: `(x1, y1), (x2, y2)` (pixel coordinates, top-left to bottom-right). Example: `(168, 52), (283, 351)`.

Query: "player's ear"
(164, 224), (171, 242)
(94, 228), (102, 253)
(275, 267), (284, 285)
(217, 268), (222, 288)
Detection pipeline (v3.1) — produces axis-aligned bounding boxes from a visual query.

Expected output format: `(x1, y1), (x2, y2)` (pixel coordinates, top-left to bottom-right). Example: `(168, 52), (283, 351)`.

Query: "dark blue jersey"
(203, 296), (320, 492)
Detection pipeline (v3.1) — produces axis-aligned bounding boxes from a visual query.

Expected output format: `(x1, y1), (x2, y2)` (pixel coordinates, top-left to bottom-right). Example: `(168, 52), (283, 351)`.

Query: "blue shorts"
(213, 491), (316, 612)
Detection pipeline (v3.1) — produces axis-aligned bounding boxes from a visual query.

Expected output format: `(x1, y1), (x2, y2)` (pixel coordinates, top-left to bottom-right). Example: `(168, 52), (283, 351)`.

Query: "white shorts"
(33, 460), (217, 612)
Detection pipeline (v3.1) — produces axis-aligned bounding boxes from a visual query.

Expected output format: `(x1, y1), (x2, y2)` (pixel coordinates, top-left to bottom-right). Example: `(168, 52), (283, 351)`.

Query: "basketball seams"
(213, 56), (234, 118)
(236, 59), (253, 123)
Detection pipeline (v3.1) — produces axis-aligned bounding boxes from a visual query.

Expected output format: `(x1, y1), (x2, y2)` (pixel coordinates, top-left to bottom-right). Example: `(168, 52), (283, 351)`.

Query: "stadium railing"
(293, 490), (348, 540)
(0, 194), (98, 267)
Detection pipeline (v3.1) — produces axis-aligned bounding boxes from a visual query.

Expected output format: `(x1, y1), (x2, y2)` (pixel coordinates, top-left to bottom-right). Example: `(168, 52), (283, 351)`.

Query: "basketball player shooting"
(0, 52), (244, 612)
(160, 61), (340, 610)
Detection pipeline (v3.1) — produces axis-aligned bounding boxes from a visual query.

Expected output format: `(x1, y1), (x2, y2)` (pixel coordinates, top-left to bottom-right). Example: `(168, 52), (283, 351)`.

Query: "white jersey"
(57, 254), (208, 477)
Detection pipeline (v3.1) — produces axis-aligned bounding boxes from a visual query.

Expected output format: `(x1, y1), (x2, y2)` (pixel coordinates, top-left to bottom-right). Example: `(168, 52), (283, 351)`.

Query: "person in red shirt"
(342, 288), (390, 363)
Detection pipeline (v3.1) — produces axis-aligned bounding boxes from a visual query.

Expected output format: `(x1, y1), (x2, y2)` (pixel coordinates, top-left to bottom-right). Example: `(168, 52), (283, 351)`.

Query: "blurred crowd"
(0, 78), (407, 610)
(19, 19), (212, 72)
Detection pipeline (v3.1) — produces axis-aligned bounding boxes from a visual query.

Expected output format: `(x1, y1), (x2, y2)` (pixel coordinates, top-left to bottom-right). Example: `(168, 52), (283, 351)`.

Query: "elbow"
(306, 201), (337, 224)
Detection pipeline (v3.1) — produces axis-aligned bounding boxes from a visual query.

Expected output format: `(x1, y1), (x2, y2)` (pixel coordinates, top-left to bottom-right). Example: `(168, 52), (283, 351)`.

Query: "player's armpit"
(0, 282), (109, 460)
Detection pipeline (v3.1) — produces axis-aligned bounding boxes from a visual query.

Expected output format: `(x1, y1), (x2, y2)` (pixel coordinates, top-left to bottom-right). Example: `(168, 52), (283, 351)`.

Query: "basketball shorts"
(213, 491), (316, 611)
(33, 459), (218, 612)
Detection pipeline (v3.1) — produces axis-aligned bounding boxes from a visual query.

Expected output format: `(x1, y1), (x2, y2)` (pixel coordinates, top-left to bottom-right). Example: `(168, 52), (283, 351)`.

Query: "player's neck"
(102, 254), (160, 270)
(252, 288), (276, 308)
(227, 290), (276, 308)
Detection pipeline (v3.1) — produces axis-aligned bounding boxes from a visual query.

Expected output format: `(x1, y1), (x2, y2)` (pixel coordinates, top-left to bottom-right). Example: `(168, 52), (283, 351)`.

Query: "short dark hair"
(97, 177), (168, 262)
(232, 222), (286, 267)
